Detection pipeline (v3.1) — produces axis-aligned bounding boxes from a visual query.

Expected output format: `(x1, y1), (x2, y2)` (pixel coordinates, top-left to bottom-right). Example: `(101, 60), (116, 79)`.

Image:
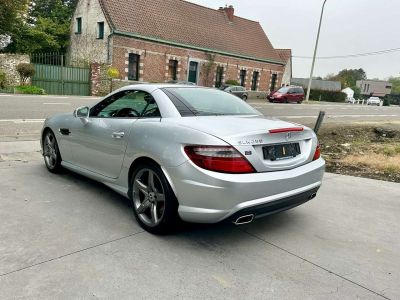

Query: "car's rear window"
(162, 87), (260, 117)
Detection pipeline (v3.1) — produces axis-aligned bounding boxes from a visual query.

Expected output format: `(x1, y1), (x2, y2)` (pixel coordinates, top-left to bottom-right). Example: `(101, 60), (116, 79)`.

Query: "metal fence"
(30, 53), (90, 96)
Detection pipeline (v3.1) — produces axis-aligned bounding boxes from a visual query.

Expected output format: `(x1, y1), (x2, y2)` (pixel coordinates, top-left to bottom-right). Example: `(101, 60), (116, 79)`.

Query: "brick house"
(276, 49), (292, 87)
(68, 0), (289, 93)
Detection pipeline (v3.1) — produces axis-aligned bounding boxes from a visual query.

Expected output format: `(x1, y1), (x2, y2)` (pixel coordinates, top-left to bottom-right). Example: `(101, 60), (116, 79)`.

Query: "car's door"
(237, 86), (245, 98)
(69, 90), (160, 178)
(287, 89), (296, 102)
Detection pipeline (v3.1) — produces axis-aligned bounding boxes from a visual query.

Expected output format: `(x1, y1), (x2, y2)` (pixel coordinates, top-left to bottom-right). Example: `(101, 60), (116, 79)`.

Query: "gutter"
(107, 29), (114, 64)
(113, 29), (285, 66)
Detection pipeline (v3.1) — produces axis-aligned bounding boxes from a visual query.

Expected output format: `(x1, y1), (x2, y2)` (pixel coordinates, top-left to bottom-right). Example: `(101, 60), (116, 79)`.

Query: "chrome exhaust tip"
(308, 193), (317, 200)
(233, 214), (254, 225)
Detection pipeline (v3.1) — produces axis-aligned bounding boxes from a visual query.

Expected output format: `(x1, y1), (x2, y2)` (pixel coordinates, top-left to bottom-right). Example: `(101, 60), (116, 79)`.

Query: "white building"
(342, 87), (354, 98)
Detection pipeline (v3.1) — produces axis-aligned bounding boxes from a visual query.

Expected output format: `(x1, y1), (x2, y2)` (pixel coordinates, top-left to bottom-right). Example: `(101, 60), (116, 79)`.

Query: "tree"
(107, 67), (120, 93)
(4, 0), (78, 54)
(388, 77), (400, 94)
(0, 0), (28, 36)
(202, 53), (215, 87)
(326, 68), (367, 88)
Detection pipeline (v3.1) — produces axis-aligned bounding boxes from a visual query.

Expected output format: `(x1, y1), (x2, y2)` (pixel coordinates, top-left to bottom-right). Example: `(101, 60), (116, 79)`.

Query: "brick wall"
(0, 54), (30, 86)
(111, 36), (284, 91)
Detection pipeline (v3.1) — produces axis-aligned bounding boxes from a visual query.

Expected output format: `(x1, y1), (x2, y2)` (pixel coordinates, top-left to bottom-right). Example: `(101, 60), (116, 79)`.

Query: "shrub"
(15, 85), (46, 95)
(16, 63), (35, 85)
(309, 89), (346, 102)
(107, 66), (120, 93)
(225, 79), (240, 86)
(383, 98), (390, 106)
(0, 70), (6, 89)
(107, 67), (120, 79)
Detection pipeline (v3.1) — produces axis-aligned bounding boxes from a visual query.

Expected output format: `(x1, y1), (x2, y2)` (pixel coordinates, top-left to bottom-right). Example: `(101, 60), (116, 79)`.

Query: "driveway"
(0, 159), (399, 299)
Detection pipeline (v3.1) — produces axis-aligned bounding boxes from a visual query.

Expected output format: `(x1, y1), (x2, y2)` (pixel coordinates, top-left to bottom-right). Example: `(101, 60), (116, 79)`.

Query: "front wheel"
(43, 130), (62, 173)
(130, 162), (179, 234)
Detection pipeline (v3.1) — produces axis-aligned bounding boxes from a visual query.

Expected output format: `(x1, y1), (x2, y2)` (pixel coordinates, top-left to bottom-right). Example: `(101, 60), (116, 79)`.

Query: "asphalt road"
(0, 93), (400, 141)
(0, 160), (399, 299)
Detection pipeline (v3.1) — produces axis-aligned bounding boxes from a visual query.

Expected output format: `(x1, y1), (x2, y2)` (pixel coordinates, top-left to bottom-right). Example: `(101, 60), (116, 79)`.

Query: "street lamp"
(305, 0), (328, 102)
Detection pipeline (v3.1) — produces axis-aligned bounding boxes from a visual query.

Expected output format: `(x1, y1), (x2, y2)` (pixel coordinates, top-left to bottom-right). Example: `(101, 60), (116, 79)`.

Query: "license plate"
(263, 143), (301, 161)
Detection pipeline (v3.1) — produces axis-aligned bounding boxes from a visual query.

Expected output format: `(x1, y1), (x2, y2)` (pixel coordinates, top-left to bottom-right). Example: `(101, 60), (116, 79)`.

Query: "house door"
(188, 61), (198, 83)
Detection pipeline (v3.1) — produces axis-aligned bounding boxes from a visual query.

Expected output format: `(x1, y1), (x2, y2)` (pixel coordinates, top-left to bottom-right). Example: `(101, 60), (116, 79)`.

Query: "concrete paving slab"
(0, 161), (398, 299)
(0, 226), (379, 299)
(243, 174), (400, 299)
(0, 161), (142, 275)
(0, 140), (40, 154)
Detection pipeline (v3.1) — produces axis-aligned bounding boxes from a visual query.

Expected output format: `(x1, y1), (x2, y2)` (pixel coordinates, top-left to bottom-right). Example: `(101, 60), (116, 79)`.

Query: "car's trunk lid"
(170, 115), (317, 172)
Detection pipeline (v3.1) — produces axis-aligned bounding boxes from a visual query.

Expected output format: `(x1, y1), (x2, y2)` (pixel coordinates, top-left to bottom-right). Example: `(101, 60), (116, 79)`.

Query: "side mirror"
(74, 106), (90, 124)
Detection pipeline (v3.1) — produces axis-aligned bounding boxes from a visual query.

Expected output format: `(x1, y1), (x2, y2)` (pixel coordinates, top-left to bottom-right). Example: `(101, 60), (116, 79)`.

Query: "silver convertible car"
(41, 84), (325, 234)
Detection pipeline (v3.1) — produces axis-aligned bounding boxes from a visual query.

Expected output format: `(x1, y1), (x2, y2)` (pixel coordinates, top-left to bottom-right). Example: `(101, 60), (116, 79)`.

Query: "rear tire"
(43, 130), (62, 173)
(242, 95), (248, 101)
(130, 162), (179, 235)
(284, 98), (289, 103)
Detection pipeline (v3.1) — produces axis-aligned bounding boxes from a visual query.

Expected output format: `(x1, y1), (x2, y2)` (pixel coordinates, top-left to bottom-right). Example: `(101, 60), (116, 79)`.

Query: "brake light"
(184, 146), (255, 174)
(313, 144), (321, 161)
(269, 127), (304, 134)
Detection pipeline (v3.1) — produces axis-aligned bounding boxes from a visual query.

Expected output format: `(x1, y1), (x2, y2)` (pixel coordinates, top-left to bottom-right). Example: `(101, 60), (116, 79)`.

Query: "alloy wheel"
(133, 169), (166, 227)
(43, 132), (58, 169)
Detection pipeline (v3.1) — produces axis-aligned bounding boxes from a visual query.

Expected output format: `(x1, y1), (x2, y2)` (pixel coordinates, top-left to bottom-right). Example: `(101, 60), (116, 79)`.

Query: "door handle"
(112, 131), (125, 139)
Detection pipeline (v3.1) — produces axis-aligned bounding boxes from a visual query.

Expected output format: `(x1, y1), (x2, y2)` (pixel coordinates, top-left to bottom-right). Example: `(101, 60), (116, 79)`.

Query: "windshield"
(276, 87), (289, 93)
(163, 87), (261, 117)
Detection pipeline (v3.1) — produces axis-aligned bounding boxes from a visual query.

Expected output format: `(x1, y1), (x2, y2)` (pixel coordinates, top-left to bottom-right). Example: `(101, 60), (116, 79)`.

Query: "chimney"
(221, 5), (234, 22)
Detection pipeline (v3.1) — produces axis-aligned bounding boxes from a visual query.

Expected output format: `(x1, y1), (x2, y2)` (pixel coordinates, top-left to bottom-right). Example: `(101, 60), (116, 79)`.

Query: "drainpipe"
(107, 29), (114, 65)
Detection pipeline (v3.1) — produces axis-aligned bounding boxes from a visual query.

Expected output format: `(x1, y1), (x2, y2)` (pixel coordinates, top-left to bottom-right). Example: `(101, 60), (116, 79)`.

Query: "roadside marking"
(0, 119), (45, 123)
(43, 102), (71, 105)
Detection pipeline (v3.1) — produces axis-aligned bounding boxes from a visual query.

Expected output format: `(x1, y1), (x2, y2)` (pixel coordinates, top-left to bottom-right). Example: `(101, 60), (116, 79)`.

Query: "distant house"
(342, 87), (354, 98)
(356, 80), (392, 97)
(290, 78), (341, 91)
(68, 0), (291, 92)
(276, 49), (292, 86)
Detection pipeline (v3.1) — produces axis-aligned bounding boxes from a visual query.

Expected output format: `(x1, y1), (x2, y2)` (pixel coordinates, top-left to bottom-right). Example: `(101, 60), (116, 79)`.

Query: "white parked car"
(346, 97), (356, 104)
(366, 97), (381, 106)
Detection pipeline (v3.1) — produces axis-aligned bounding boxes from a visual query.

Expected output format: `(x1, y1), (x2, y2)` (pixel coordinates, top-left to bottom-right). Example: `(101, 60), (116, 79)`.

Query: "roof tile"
(100, 0), (283, 63)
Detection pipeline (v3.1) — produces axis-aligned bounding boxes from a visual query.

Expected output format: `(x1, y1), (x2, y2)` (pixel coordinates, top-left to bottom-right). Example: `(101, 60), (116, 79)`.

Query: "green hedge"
(309, 89), (346, 102)
(383, 94), (400, 106)
(15, 85), (46, 95)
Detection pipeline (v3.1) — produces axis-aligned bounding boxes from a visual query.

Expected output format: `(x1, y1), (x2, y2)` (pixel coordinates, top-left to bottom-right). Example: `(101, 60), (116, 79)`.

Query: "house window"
(97, 22), (104, 39)
(251, 71), (259, 91)
(76, 17), (82, 34)
(168, 60), (178, 80)
(128, 54), (140, 81)
(239, 69), (246, 87)
(270, 73), (277, 91)
(215, 66), (224, 88)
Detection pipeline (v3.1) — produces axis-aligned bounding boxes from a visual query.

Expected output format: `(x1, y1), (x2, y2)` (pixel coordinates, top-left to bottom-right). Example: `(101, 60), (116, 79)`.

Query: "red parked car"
(267, 86), (305, 104)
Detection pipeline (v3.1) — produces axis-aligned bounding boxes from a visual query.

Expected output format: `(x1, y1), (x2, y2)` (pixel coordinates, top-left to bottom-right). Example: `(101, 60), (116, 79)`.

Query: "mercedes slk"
(41, 84), (325, 234)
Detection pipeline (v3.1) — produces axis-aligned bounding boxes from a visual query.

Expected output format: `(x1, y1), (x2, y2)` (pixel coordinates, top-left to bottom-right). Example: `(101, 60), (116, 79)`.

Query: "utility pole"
(306, 0), (328, 102)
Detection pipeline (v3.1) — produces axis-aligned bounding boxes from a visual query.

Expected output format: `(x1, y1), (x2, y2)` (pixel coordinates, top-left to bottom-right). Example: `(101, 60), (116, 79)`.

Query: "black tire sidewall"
(130, 162), (179, 234)
(43, 130), (62, 173)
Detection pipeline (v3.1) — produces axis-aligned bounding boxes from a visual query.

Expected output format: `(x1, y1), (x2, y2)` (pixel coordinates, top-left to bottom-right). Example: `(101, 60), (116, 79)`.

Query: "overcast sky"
(187, 0), (400, 80)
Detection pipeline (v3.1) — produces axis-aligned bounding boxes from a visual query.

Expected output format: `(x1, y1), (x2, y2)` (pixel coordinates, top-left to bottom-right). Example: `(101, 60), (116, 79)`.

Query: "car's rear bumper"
(226, 186), (319, 223)
(164, 158), (325, 223)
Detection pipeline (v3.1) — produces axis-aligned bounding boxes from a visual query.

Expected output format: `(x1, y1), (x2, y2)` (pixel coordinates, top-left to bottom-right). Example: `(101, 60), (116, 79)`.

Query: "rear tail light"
(313, 144), (321, 161)
(184, 145), (255, 174)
